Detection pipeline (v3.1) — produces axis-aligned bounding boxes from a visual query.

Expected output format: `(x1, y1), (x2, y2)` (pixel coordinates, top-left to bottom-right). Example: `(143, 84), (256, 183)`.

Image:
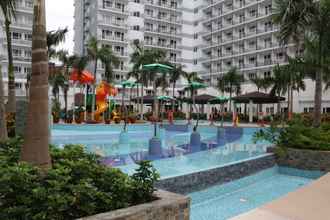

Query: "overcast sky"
(46, 0), (74, 54)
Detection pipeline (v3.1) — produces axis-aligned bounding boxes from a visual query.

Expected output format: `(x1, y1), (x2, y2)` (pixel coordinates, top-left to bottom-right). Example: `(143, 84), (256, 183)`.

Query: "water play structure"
(95, 81), (118, 122)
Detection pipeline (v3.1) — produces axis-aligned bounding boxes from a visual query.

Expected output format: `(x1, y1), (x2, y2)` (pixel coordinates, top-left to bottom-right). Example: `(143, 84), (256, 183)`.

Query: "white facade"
(0, 0), (33, 99)
(73, 0), (330, 113)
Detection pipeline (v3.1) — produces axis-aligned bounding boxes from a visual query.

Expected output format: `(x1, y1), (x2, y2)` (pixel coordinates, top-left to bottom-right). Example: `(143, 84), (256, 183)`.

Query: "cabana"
(232, 91), (285, 123)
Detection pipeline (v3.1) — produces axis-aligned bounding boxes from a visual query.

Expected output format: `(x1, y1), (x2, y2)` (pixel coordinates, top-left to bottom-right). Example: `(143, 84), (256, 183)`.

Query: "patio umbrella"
(209, 96), (230, 127)
(185, 81), (207, 130)
(119, 80), (136, 131)
(142, 63), (173, 137)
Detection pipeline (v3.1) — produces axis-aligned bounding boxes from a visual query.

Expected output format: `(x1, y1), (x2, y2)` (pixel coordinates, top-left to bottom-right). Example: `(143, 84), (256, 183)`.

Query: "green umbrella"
(209, 96), (229, 128)
(142, 63), (173, 137)
(120, 80), (136, 88)
(158, 95), (176, 101)
(184, 81), (208, 131)
(186, 81), (207, 90)
(208, 96), (230, 104)
(142, 63), (173, 73)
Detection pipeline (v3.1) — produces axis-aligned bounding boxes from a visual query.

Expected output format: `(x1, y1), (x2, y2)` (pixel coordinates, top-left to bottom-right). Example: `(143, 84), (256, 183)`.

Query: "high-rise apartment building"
(74, 0), (330, 113)
(0, 0), (33, 98)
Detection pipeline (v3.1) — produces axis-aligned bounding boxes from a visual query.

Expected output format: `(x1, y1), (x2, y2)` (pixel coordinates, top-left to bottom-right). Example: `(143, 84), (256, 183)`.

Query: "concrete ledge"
(277, 148), (330, 172)
(78, 190), (190, 220)
(156, 154), (276, 194)
(231, 172), (330, 220)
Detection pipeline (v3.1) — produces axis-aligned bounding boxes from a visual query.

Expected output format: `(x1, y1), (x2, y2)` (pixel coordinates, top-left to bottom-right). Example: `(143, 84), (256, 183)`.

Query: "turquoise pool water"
(52, 124), (271, 178)
(189, 166), (323, 220)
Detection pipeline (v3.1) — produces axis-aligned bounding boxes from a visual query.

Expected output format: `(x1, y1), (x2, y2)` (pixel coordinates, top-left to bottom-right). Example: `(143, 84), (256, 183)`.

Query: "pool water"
(52, 124), (271, 178)
(189, 166), (323, 220)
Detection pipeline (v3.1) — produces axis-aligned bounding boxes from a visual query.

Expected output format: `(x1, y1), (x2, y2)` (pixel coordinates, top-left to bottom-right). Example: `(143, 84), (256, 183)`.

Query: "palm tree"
(0, 0), (17, 113)
(21, 0), (52, 169)
(47, 27), (68, 59)
(271, 65), (289, 115)
(87, 37), (103, 120)
(98, 47), (120, 83)
(251, 77), (272, 92)
(57, 50), (73, 121)
(170, 65), (186, 111)
(217, 67), (244, 112)
(130, 40), (167, 118)
(273, 0), (330, 127)
(0, 65), (8, 140)
(183, 72), (204, 119)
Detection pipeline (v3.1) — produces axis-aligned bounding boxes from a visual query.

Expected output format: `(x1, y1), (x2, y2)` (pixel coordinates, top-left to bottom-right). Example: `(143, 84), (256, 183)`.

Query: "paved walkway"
(230, 173), (330, 220)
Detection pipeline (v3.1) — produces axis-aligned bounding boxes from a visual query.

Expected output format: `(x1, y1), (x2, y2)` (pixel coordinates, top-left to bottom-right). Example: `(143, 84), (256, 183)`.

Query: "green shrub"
(0, 141), (159, 220)
(254, 116), (330, 151)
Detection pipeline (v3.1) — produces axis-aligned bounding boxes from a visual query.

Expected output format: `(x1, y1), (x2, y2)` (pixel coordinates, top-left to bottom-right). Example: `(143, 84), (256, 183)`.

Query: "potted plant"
(66, 110), (73, 124)
(52, 99), (61, 123)
(128, 112), (137, 124)
(103, 109), (111, 124)
(75, 106), (85, 124)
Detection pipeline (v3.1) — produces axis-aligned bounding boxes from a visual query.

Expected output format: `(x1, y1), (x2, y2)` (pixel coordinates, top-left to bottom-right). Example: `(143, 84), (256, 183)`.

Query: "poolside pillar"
(249, 99), (253, 123)
(149, 137), (162, 157)
(190, 131), (201, 153)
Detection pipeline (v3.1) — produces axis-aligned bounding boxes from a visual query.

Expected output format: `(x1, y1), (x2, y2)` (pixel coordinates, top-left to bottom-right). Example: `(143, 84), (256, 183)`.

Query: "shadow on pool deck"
(231, 172), (330, 220)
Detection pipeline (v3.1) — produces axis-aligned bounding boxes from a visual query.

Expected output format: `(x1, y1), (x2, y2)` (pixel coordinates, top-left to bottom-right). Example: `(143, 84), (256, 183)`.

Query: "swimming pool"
(52, 124), (271, 178)
(189, 166), (324, 220)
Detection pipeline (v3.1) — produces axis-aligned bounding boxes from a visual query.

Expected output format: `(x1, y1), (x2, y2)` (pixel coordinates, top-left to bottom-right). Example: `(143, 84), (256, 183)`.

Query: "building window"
(194, 33), (198, 39)
(133, 12), (140, 17)
(134, 0), (140, 3)
(194, 60), (198, 65)
(12, 32), (22, 40)
(194, 8), (198, 14)
(133, 25), (140, 31)
(194, 47), (198, 52)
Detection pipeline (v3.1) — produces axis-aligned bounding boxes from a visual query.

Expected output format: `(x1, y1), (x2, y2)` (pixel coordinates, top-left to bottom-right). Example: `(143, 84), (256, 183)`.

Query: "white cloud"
(46, 0), (74, 54)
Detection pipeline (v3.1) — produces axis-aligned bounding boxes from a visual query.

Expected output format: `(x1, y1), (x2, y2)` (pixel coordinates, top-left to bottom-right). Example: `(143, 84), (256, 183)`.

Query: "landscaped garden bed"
(254, 116), (330, 171)
(0, 138), (189, 220)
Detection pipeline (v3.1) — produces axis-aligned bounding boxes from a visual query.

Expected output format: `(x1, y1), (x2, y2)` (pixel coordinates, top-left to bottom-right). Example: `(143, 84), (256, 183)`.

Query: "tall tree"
(217, 67), (244, 112)
(98, 47), (120, 83)
(169, 65), (186, 111)
(270, 65), (289, 114)
(87, 37), (102, 120)
(0, 0), (17, 113)
(57, 50), (73, 121)
(273, 0), (330, 127)
(0, 65), (8, 140)
(21, 0), (51, 169)
(251, 77), (272, 92)
(130, 40), (167, 118)
(46, 27), (68, 59)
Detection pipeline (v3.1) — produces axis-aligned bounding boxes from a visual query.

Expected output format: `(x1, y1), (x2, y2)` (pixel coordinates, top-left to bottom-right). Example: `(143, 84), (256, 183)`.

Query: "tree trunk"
(140, 84), (144, 120)
(5, 20), (16, 113)
(21, 0), (51, 169)
(91, 60), (97, 121)
(313, 71), (322, 127)
(172, 82), (176, 111)
(287, 86), (291, 119)
(229, 89), (232, 112)
(0, 66), (8, 140)
(64, 89), (68, 121)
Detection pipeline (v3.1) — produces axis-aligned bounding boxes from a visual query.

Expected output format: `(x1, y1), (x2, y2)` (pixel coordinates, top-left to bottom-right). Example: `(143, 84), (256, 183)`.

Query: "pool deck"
(230, 172), (330, 220)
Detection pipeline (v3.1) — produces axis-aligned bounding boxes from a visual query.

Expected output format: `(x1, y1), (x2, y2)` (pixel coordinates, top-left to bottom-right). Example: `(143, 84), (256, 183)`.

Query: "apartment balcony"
(100, 36), (128, 44)
(144, 0), (181, 12)
(113, 51), (129, 58)
(99, 6), (129, 15)
(144, 14), (183, 25)
(98, 20), (128, 30)
(144, 28), (182, 38)
(15, 3), (33, 13)
(11, 22), (33, 29)
(144, 42), (181, 51)
(1, 38), (31, 48)
(12, 56), (32, 63)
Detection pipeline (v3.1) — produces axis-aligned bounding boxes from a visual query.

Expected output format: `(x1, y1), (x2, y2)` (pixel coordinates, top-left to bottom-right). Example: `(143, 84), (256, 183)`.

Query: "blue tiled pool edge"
(189, 166), (322, 220)
(156, 153), (276, 194)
